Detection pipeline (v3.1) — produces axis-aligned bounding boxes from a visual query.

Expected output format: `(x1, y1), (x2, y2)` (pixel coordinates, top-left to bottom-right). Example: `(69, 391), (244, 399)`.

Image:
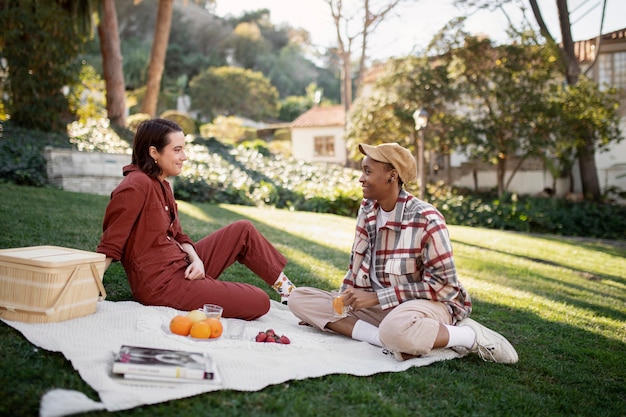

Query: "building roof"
(574, 27), (626, 62)
(290, 105), (345, 128)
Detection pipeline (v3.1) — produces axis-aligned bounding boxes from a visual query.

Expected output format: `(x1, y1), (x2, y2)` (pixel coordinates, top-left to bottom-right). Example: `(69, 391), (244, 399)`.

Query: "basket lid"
(0, 245), (105, 268)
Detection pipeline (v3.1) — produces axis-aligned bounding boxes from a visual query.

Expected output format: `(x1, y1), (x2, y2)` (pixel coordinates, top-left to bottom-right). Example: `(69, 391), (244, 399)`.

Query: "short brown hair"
(131, 118), (183, 179)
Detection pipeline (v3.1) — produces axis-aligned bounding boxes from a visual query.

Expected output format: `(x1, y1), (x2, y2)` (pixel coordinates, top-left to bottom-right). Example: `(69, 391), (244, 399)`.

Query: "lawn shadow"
(532, 234), (626, 259)
(454, 244), (626, 322)
(451, 238), (625, 285)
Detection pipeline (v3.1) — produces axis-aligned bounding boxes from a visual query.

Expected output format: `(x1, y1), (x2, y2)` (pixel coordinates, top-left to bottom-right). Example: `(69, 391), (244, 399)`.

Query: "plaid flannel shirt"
(341, 190), (472, 322)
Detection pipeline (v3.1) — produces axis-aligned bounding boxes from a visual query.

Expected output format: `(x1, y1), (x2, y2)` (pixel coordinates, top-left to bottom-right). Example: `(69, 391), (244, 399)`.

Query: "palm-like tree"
(138, 0), (216, 118)
(140, 0), (175, 117)
(98, 0), (127, 127)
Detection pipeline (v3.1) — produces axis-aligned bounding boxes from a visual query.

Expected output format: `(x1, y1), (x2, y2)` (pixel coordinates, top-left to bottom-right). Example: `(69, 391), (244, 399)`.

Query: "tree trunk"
(577, 137), (602, 200)
(141, 0), (174, 117)
(98, 0), (126, 128)
(342, 51), (352, 112)
(497, 156), (506, 197)
(556, 0), (601, 201)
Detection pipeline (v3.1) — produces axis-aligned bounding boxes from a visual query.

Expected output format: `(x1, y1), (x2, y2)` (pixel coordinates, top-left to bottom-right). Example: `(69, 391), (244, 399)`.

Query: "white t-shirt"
(369, 208), (392, 290)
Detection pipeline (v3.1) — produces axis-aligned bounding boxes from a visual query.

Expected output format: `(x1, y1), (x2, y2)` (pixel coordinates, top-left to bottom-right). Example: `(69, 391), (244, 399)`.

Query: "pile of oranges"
(169, 310), (223, 340)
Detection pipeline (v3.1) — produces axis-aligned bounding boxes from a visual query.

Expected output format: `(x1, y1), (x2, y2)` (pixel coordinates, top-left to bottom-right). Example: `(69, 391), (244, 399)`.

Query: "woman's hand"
(184, 258), (205, 280)
(181, 243), (205, 280)
(342, 288), (379, 311)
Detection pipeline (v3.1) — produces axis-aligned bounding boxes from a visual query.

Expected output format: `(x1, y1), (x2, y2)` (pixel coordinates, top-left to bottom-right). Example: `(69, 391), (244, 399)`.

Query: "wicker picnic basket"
(0, 245), (106, 323)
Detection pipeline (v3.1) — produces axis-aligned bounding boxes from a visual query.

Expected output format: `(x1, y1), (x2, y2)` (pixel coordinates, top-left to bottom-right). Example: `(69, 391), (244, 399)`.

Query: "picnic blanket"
(2, 300), (461, 416)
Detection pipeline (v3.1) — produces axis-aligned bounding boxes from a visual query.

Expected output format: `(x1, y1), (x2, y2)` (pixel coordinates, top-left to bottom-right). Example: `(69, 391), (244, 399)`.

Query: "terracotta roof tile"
(290, 105), (345, 128)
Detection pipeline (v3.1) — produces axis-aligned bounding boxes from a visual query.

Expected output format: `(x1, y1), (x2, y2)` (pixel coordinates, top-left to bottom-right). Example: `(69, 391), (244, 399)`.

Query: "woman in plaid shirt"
(289, 143), (517, 364)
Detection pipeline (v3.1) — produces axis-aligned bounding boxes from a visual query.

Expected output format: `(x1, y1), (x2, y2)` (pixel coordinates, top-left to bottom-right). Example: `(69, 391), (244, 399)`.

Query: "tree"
(269, 44), (320, 98)
(458, 0), (610, 200)
(227, 21), (273, 70)
(0, 0), (97, 131)
(135, 0), (219, 117)
(449, 34), (559, 196)
(324, 0), (407, 111)
(529, 0), (605, 201)
(188, 66), (279, 121)
(98, 0), (126, 128)
(141, 0), (175, 117)
(347, 23), (610, 198)
(551, 76), (622, 192)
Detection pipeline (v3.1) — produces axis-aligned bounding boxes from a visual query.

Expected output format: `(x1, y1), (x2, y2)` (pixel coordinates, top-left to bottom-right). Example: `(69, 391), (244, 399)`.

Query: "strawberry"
(279, 335), (291, 344)
(255, 332), (267, 342)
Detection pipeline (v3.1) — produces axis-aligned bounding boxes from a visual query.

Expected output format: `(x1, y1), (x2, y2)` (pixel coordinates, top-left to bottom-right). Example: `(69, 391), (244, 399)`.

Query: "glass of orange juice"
(331, 290), (349, 318)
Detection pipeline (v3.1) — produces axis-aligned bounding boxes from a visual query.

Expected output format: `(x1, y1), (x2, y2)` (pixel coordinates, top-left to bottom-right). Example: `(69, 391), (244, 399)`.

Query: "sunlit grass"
(177, 200), (218, 224)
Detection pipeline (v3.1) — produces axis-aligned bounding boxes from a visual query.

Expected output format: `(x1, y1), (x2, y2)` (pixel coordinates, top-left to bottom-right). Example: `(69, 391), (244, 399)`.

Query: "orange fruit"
(203, 318), (223, 338)
(189, 321), (212, 339)
(169, 315), (193, 336)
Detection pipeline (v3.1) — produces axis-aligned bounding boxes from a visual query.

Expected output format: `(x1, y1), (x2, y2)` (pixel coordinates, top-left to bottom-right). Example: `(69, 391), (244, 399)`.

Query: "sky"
(214, 0), (626, 60)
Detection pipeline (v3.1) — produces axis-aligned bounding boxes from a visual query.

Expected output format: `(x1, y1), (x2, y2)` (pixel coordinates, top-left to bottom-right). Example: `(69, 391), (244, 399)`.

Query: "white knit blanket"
(2, 300), (460, 416)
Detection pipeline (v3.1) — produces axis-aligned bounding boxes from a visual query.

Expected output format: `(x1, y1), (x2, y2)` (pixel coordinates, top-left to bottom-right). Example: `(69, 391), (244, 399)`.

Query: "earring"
(154, 159), (158, 164)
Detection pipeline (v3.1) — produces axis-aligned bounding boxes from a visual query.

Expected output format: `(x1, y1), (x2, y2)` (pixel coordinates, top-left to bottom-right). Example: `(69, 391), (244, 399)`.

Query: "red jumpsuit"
(97, 165), (287, 320)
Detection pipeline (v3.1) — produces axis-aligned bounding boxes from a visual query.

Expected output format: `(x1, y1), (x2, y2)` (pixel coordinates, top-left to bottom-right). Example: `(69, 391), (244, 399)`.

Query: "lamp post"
(412, 108), (428, 200)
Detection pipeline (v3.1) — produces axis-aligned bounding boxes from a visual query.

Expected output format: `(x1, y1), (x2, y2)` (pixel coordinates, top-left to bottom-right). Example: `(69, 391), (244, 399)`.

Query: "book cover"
(112, 345), (217, 381)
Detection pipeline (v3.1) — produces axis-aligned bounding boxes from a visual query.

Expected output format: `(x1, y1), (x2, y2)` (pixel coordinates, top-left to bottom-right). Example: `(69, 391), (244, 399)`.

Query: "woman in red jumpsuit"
(97, 119), (295, 320)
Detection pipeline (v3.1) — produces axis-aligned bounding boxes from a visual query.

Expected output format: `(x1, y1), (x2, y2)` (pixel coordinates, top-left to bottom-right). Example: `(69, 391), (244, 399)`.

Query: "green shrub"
(428, 183), (626, 240)
(160, 110), (196, 135)
(0, 1), (87, 131)
(0, 122), (70, 186)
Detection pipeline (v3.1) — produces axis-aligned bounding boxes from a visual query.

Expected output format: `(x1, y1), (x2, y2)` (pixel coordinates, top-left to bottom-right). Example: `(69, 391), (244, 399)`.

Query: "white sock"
(444, 324), (476, 349)
(351, 320), (382, 347)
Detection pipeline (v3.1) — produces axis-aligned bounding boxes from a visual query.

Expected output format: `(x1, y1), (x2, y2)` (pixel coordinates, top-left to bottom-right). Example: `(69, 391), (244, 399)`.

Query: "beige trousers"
(288, 287), (453, 356)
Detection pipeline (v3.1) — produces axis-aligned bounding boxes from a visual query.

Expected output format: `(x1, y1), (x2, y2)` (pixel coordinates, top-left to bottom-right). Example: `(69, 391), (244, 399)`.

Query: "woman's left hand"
(184, 258), (205, 280)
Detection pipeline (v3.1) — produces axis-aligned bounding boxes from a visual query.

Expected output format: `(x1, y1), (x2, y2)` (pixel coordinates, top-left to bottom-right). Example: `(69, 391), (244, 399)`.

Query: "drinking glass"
(331, 291), (349, 318)
(203, 304), (223, 320)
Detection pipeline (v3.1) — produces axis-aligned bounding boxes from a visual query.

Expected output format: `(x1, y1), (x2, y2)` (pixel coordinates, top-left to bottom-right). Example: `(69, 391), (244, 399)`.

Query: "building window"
(598, 51), (626, 91)
(314, 136), (335, 157)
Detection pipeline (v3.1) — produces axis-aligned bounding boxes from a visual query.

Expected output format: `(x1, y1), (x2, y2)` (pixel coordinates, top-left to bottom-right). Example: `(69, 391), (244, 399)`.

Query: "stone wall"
(44, 147), (130, 196)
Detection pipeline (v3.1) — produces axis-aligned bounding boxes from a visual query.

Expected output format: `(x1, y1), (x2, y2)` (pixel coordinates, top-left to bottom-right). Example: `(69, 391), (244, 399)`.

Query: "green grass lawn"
(1, 183), (624, 417)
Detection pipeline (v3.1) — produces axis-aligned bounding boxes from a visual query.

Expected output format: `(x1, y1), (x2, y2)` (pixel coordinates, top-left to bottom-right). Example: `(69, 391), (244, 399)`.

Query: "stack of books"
(111, 345), (219, 386)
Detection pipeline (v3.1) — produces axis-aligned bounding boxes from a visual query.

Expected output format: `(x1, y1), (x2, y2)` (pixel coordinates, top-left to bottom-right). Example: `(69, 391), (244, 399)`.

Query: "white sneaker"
(457, 318), (518, 364)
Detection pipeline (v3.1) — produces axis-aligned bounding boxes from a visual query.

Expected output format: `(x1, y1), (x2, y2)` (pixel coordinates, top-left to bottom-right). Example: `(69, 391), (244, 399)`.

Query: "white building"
(290, 105), (347, 165)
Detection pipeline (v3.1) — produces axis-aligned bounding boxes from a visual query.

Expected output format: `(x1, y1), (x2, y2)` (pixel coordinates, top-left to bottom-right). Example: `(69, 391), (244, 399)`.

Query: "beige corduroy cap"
(358, 142), (417, 184)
